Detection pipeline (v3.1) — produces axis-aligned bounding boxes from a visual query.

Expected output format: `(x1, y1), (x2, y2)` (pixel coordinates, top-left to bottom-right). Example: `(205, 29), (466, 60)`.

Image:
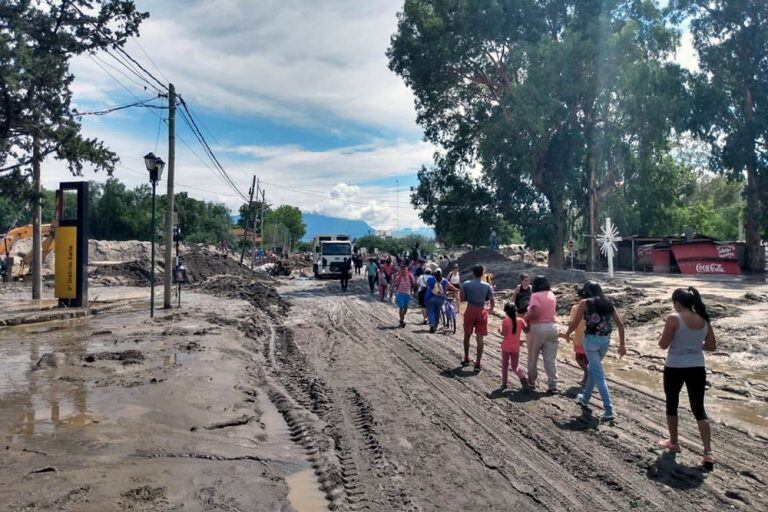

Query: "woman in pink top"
(499, 303), (529, 390)
(393, 265), (416, 328)
(524, 275), (559, 393)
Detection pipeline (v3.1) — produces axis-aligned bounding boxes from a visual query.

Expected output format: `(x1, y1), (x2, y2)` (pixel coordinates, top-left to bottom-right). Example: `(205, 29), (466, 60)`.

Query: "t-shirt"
(416, 274), (430, 290)
(514, 285), (532, 314)
(584, 298), (614, 336)
(460, 279), (493, 307)
(394, 271), (415, 294)
(377, 269), (388, 286)
(366, 262), (377, 277)
(501, 317), (527, 353)
(425, 276), (448, 301)
(525, 291), (556, 324)
(568, 304), (586, 348)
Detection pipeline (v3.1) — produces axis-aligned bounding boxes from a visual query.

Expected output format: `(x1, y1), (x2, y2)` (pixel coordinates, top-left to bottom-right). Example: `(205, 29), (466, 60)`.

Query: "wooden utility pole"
(163, 83), (176, 309)
(260, 188), (266, 249)
(31, 132), (42, 300)
(240, 175), (256, 264)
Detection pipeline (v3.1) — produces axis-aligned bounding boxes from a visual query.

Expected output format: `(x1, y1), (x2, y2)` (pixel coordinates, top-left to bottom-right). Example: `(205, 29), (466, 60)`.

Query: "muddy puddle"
(255, 390), (329, 511)
(601, 356), (768, 430)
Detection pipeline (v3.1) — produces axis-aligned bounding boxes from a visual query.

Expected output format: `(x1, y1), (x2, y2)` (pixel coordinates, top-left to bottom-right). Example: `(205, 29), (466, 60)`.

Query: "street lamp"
(144, 152), (165, 317)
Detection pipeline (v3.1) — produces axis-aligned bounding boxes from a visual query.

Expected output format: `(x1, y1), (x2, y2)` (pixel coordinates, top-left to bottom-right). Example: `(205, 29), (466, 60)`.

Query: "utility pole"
(240, 175), (256, 264)
(31, 131), (42, 300)
(259, 188), (266, 250)
(163, 83), (176, 309)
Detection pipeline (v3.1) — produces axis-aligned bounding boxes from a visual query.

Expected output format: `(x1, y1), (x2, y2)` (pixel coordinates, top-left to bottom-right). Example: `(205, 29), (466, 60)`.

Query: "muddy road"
(1, 270), (767, 511)
(271, 276), (768, 511)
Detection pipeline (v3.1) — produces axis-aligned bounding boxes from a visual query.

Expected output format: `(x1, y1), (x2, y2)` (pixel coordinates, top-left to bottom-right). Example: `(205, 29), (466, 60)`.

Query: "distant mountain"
(301, 213), (375, 241)
(392, 227), (435, 239)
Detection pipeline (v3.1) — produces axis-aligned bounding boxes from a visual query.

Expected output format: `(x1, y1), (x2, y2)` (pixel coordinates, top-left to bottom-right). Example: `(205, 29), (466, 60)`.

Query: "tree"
(266, 205), (306, 247)
(0, 0), (147, 297)
(410, 164), (501, 249)
(672, 0), (768, 271)
(237, 200), (270, 230)
(389, 0), (684, 268)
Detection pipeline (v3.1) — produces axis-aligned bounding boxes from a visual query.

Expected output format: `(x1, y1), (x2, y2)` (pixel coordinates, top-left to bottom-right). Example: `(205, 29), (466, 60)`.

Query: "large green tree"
(266, 205), (306, 247)
(0, 0), (147, 296)
(672, 0), (768, 271)
(389, 0), (684, 268)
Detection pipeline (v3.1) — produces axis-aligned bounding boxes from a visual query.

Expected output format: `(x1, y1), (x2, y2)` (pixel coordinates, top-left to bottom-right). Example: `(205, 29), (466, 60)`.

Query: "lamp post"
(144, 152), (165, 317)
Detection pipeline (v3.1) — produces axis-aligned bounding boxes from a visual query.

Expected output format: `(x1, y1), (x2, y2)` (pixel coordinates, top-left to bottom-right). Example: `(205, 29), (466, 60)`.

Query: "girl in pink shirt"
(499, 303), (528, 389)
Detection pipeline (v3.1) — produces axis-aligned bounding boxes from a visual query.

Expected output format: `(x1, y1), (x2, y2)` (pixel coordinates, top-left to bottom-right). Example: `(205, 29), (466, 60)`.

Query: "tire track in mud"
(336, 294), (767, 511)
(263, 314), (420, 511)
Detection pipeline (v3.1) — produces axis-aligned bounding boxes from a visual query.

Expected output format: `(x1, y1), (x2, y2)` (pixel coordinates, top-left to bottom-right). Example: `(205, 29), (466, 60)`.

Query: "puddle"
(255, 391), (329, 511)
(286, 468), (329, 512)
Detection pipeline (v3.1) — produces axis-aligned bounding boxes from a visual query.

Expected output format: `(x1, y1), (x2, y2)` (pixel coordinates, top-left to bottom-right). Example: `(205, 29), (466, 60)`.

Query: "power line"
(73, 96), (163, 117)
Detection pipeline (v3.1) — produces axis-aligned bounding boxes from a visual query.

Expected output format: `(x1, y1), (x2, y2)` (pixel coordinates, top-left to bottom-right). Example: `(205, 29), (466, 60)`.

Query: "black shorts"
(417, 288), (427, 307)
(663, 366), (708, 421)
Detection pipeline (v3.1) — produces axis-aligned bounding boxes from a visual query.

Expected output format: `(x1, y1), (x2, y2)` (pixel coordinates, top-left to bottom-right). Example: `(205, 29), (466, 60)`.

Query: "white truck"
(312, 234), (354, 279)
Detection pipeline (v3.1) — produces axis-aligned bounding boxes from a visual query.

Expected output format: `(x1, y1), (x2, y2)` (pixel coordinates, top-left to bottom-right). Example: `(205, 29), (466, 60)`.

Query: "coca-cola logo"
(696, 263), (725, 273)
(717, 245), (736, 259)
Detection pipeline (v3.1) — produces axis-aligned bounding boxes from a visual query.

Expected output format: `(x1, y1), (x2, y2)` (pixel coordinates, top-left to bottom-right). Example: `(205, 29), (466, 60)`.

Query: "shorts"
(417, 288), (427, 307)
(396, 292), (411, 309)
(463, 305), (488, 336)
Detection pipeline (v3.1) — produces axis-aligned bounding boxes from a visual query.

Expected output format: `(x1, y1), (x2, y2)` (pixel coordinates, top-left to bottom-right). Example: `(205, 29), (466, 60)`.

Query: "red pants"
(502, 350), (527, 385)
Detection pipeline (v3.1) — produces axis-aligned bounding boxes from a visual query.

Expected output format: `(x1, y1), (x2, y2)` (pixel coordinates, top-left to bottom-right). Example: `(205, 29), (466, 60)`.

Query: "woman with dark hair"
(657, 287), (716, 470)
(524, 275), (560, 393)
(564, 281), (626, 421)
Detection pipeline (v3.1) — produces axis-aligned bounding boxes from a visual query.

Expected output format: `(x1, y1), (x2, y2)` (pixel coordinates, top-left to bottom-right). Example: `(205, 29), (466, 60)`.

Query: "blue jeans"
(425, 295), (445, 327)
(582, 334), (612, 415)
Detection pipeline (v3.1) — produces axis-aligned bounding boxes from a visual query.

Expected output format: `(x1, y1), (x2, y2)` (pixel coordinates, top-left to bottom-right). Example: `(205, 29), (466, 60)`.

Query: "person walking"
(377, 263), (389, 301)
(524, 276), (559, 394)
(340, 257), (352, 291)
(564, 286), (589, 385)
(499, 302), (528, 390)
(424, 270), (457, 333)
(354, 254), (363, 275)
(563, 282), (626, 420)
(383, 258), (394, 303)
(365, 258), (378, 293)
(416, 268), (431, 324)
(489, 228), (498, 251)
(447, 263), (462, 314)
(394, 265), (416, 327)
(656, 287), (716, 470)
(459, 265), (495, 371)
(510, 273), (532, 314)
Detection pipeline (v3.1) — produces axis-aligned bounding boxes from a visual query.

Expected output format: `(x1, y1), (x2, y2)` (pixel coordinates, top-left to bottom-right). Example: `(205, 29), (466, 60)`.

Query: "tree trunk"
(745, 164), (763, 272)
(584, 113), (598, 272)
(548, 197), (566, 268)
(32, 133), (42, 300)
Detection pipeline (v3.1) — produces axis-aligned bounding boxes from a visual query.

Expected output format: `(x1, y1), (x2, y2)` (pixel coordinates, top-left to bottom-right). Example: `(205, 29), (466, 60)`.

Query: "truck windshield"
(322, 242), (351, 256)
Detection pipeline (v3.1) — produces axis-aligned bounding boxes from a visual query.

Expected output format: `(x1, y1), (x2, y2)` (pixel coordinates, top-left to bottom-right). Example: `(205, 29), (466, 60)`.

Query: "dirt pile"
(195, 274), (287, 316)
(179, 247), (254, 283)
(90, 262), (152, 287)
(455, 248), (510, 268)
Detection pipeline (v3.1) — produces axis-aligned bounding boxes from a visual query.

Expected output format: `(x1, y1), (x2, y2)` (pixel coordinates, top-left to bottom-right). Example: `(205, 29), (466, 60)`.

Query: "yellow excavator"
(0, 223), (56, 279)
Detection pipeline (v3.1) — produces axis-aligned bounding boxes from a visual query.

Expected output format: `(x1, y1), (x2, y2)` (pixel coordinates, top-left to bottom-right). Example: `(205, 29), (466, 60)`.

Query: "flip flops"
(657, 439), (681, 453)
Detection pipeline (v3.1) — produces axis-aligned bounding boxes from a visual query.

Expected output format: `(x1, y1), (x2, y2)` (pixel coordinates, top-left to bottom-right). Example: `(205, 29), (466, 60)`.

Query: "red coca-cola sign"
(695, 263), (725, 273)
(716, 244), (736, 260)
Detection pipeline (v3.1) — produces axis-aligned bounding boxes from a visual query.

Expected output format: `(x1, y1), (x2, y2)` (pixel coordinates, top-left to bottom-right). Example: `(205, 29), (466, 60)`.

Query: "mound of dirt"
(179, 247), (255, 283)
(195, 274), (287, 316)
(455, 248), (510, 269)
(89, 261), (152, 287)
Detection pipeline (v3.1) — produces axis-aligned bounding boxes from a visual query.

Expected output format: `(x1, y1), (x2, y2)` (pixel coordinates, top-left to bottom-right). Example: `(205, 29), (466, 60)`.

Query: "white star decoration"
(597, 218), (622, 278)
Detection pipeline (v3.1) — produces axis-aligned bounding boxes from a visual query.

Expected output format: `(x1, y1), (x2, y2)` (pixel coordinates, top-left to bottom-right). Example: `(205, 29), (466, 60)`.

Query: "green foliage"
(237, 200), (270, 230)
(389, 0), (685, 267)
(354, 234), (436, 257)
(0, 1), (147, 176)
(173, 191), (232, 244)
(266, 205), (306, 245)
(262, 221), (291, 250)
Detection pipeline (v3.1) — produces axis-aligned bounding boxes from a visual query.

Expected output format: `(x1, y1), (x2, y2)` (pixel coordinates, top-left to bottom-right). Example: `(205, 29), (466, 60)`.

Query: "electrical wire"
(73, 96), (163, 117)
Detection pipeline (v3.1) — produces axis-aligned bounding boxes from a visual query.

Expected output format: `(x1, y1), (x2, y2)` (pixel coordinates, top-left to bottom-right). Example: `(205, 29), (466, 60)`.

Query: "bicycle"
(441, 297), (457, 334)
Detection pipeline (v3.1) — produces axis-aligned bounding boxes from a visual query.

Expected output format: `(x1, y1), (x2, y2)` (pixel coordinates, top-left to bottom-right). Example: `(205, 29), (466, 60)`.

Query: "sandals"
(702, 451), (715, 471)
(657, 439), (681, 453)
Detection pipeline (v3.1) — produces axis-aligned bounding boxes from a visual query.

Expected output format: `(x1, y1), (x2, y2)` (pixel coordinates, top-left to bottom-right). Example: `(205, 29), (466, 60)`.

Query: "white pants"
(527, 322), (559, 390)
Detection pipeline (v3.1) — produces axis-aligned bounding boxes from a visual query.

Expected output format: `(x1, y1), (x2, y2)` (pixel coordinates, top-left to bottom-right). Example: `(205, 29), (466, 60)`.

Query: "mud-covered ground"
(1, 260), (767, 511)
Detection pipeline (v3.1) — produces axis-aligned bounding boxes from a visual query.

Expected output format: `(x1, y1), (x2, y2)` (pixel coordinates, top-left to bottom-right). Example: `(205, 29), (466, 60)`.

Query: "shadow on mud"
(552, 410), (600, 431)
(645, 452), (705, 490)
(440, 366), (477, 379)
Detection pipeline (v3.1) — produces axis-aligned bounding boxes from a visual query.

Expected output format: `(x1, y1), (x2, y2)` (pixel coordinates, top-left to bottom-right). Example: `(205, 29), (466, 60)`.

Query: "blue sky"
(42, 0), (697, 231)
(43, 0), (435, 230)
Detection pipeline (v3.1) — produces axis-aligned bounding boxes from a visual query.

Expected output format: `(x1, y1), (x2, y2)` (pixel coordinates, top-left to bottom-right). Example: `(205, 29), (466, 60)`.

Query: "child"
(500, 302), (528, 389)
(565, 288), (589, 385)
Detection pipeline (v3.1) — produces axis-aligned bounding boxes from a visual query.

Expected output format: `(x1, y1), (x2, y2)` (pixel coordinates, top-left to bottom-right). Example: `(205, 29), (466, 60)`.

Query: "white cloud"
(70, 0), (418, 133)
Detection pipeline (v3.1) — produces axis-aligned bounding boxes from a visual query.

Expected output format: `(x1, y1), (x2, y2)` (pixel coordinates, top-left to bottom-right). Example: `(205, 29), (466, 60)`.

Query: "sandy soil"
(1, 256), (767, 511)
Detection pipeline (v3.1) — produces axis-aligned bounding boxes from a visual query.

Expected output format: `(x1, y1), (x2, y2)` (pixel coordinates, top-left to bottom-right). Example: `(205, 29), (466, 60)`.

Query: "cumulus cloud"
(70, 0), (418, 133)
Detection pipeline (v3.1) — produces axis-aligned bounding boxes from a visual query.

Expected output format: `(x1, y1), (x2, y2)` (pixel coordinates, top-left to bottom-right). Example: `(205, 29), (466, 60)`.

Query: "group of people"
(340, 254), (718, 469)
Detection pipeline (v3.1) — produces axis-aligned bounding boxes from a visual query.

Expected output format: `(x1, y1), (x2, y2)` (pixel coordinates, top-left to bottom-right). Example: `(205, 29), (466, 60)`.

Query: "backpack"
(431, 279), (444, 296)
